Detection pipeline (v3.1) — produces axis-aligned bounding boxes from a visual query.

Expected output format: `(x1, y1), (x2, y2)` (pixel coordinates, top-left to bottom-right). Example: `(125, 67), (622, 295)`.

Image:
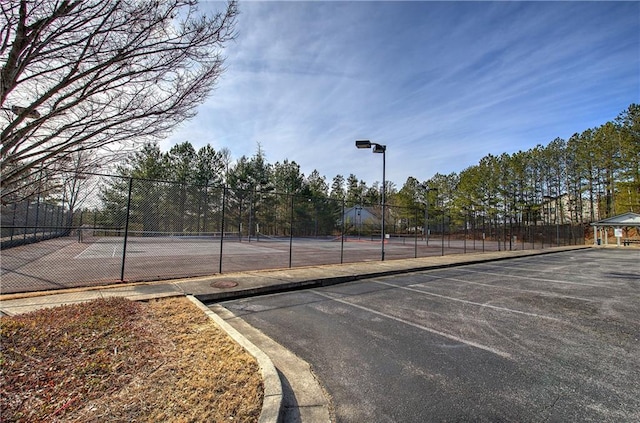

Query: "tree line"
(413, 103), (639, 226)
(89, 103), (638, 239)
(2, 0), (635, 236)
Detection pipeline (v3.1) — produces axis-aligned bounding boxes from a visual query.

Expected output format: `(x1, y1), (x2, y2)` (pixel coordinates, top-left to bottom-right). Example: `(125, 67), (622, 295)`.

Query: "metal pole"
(120, 178), (133, 282)
(78, 210), (84, 243)
(314, 200), (318, 238)
(61, 183), (67, 235)
(33, 191), (41, 240)
(10, 202), (17, 241)
(248, 190), (253, 242)
(23, 201), (30, 241)
(202, 183), (209, 235)
(238, 195), (243, 242)
(41, 203), (48, 240)
(472, 209), (476, 250)
(381, 149), (386, 261)
(482, 214), (485, 252)
(340, 199), (345, 264)
(448, 209), (451, 248)
(219, 186), (227, 273)
(289, 194), (294, 268)
(464, 210), (467, 254)
(441, 206), (445, 256)
(425, 192), (429, 246)
(414, 207), (418, 258)
(56, 204), (62, 235)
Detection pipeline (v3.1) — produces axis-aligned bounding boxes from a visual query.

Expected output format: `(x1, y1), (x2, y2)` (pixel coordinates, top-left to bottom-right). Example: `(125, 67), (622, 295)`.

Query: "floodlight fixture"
(355, 139), (387, 261)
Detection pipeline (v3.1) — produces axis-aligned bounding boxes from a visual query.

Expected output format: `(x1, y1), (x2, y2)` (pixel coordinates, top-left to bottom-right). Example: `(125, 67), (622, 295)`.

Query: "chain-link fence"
(1, 199), (71, 248)
(0, 173), (586, 294)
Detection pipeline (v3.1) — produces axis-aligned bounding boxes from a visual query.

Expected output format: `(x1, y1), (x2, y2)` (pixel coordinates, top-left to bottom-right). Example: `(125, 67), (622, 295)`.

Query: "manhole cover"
(211, 280), (238, 289)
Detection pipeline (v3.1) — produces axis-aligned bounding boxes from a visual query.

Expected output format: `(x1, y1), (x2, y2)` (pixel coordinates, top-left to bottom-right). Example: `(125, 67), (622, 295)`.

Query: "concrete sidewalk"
(0, 245), (589, 315)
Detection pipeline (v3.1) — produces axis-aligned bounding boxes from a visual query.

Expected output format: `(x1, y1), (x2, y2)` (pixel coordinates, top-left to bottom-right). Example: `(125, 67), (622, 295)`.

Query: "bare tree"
(1, 0), (238, 202)
(58, 150), (103, 214)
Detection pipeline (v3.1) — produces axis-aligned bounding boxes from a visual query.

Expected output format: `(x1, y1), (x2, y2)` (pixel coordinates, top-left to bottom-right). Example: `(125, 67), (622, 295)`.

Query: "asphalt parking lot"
(220, 249), (640, 422)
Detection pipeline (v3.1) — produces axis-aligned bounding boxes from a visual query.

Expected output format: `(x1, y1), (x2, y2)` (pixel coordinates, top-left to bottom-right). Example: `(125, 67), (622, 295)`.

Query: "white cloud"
(165, 1), (639, 187)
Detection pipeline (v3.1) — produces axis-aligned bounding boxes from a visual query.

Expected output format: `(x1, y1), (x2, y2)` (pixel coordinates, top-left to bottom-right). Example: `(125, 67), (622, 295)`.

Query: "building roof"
(590, 212), (640, 227)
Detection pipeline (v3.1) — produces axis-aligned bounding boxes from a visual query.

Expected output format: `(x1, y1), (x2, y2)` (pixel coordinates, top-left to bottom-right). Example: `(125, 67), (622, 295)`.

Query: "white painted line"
(74, 247), (91, 259)
(112, 246), (116, 258)
(453, 268), (602, 288)
(373, 280), (560, 321)
(473, 263), (601, 278)
(312, 290), (512, 359)
(407, 273), (598, 304)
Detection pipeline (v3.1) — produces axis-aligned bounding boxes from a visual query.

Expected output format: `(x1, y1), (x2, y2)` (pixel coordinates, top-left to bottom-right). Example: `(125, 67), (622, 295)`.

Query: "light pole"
(356, 140), (386, 261)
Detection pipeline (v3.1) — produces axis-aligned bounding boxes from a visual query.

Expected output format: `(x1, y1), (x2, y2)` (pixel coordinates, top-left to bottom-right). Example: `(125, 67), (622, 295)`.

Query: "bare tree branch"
(1, 0), (238, 202)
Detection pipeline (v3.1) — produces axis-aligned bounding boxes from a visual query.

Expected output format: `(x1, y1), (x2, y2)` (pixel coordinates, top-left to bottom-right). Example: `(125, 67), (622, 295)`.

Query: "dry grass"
(0, 296), (263, 422)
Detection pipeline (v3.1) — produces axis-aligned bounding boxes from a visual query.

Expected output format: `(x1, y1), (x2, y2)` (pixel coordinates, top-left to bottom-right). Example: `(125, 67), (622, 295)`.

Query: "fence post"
(340, 199), (345, 264)
(22, 201), (30, 241)
(464, 210), (467, 254)
(482, 214), (485, 252)
(198, 181), (209, 235)
(414, 208), (418, 258)
(55, 204), (62, 235)
(77, 210), (83, 242)
(10, 203), (17, 241)
(289, 194), (294, 268)
(248, 190), (253, 242)
(447, 210), (451, 248)
(41, 203), (48, 240)
(510, 218), (514, 250)
(471, 209), (475, 251)
(60, 205), (65, 234)
(33, 195), (41, 241)
(238, 193), (243, 242)
(219, 186), (227, 274)
(120, 178), (133, 282)
(441, 208), (445, 256)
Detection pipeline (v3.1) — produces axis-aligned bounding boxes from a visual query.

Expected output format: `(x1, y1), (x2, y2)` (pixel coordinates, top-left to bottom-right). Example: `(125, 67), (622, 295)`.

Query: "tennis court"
(0, 230), (574, 294)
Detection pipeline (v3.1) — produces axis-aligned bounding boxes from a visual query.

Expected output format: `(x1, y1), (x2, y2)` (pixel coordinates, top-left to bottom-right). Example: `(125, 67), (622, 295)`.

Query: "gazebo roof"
(590, 212), (640, 227)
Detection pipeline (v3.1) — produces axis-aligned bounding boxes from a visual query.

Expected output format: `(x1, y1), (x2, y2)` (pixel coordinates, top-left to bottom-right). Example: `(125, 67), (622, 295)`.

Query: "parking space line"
(373, 281), (560, 321)
(311, 290), (512, 359)
(406, 273), (598, 304)
(452, 268), (603, 288)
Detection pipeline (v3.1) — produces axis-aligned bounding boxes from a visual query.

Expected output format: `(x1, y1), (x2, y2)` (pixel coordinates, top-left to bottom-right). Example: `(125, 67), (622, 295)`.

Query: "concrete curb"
(211, 304), (334, 422)
(186, 296), (283, 423)
(193, 246), (592, 303)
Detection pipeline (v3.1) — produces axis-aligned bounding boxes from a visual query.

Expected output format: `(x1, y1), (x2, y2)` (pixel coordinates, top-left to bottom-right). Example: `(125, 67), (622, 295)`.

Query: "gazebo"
(590, 212), (640, 246)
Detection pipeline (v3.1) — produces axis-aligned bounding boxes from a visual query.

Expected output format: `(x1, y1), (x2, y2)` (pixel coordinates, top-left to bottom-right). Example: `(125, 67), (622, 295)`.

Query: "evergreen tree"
(330, 174), (346, 200)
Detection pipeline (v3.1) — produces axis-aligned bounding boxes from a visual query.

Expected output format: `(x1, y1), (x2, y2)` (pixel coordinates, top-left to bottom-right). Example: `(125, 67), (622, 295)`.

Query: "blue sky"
(163, 1), (639, 188)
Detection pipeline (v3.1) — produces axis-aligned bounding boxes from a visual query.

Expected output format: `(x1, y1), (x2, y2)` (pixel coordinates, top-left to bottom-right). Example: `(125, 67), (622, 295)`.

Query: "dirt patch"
(1, 296), (263, 422)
